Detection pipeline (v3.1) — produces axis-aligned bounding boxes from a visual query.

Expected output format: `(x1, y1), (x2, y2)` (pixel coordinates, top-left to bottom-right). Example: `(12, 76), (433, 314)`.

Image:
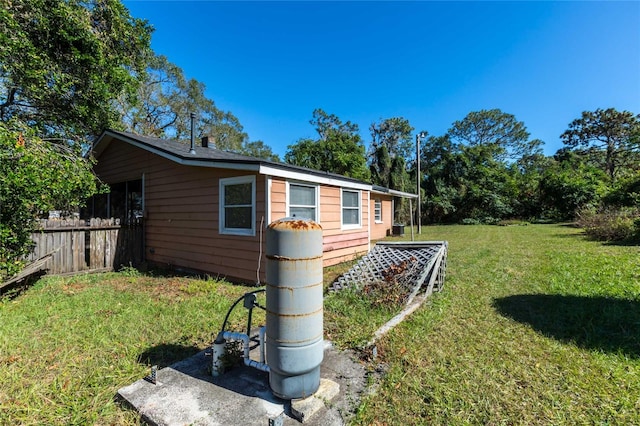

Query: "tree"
(455, 144), (515, 221)
(119, 54), (247, 151)
(0, 120), (102, 280)
(0, 0), (148, 279)
(285, 109), (370, 181)
(448, 109), (541, 161)
(603, 171), (640, 207)
(284, 138), (322, 170)
(309, 108), (359, 142)
(240, 140), (280, 162)
(0, 0), (152, 141)
(422, 111), (546, 223)
(510, 148), (552, 218)
(369, 145), (392, 188)
(422, 135), (461, 222)
(561, 108), (640, 182)
(368, 117), (414, 209)
(539, 150), (608, 220)
(369, 117), (415, 160)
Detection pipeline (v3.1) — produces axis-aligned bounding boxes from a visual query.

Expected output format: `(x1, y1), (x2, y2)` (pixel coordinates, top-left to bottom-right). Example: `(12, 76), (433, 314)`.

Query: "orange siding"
(269, 183), (370, 266)
(94, 139), (267, 283)
(95, 139), (375, 282)
(323, 246), (367, 267)
(270, 177), (287, 220)
(370, 195), (394, 240)
(323, 232), (369, 252)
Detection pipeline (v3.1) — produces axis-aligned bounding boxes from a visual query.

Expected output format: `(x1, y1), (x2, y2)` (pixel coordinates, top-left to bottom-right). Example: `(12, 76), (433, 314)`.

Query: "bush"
(604, 173), (640, 207)
(497, 219), (530, 226)
(577, 207), (640, 242)
(481, 217), (500, 225)
(461, 217), (503, 225)
(0, 121), (101, 280)
(461, 218), (481, 225)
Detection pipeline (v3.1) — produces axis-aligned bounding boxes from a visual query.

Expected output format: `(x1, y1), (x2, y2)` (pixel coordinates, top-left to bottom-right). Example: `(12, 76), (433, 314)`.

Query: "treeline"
(284, 108), (640, 235)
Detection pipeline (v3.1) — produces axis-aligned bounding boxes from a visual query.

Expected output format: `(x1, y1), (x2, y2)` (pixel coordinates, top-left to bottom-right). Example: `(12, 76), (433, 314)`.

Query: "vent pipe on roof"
(189, 112), (196, 155)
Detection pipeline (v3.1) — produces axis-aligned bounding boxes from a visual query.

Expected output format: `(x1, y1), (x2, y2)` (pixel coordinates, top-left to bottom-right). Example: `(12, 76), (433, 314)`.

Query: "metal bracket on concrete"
(268, 411), (284, 426)
(144, 365), (158, 385)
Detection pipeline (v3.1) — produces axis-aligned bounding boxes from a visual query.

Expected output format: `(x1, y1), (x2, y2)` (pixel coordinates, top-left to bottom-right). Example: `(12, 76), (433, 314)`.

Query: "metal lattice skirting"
(329, 241), (448, 305)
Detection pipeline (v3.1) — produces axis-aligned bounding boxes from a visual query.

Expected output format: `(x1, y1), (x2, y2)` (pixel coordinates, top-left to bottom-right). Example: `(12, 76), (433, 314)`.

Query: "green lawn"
(1, 224), (638, 425)
(351, 224), (640, 425)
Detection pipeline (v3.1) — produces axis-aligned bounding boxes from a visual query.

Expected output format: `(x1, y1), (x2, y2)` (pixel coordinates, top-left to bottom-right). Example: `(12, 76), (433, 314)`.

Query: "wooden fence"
(28, 218), (144, 275)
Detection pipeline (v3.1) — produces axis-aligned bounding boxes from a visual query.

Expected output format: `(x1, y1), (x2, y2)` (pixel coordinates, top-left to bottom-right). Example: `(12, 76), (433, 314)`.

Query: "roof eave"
(371, 186), (418, 199)
(93, 130), (373, 189)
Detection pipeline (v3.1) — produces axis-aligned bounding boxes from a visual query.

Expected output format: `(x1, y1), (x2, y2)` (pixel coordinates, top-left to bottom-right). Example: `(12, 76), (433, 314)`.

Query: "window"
(287, 182), (318, 222)
(374, 199), (382, 223)
(220, 176), (255, 235)
(81, 178), (143, 225)
(342, 189), (361, 229)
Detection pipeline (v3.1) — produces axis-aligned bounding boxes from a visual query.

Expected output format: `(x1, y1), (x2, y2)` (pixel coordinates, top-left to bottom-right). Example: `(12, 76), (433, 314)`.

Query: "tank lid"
(267, 217), (322, 231)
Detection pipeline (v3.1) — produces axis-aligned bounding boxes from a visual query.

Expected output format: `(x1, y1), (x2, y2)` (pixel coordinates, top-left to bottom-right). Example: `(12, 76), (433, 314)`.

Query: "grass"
(351, 224), (640, 425)
(1, 224), (638, 424)
(0, 272), (261, 425)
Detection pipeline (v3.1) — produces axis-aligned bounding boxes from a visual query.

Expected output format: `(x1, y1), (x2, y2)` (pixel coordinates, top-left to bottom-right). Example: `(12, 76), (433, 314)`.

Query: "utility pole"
(416, 132), (427, 234)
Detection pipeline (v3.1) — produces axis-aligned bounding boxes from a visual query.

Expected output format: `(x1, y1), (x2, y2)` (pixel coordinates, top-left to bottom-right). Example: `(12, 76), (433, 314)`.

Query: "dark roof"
(103, 130), (266, 163)
(93, 129), (373, 188)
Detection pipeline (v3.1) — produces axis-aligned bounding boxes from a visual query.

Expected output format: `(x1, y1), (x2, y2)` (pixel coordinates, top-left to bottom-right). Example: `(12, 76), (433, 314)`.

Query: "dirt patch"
(57, 273), (237, 302)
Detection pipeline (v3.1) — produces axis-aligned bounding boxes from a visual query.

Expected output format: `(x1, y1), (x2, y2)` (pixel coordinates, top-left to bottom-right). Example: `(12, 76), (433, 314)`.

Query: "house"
(87, 130), (416, 283)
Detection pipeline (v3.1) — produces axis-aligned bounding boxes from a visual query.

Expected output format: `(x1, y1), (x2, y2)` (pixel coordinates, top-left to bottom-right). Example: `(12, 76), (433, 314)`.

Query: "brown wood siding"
(95, 139), (267, 283)
(93, 140), (151, 182)
(370, 195), (393, 240)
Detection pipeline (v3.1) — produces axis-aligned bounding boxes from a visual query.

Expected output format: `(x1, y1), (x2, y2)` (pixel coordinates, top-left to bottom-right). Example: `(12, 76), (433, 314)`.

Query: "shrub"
(0, 121), (102, 280)
(461, 217), (503, 225)
(461, 218), (481, 225)
(603, 172), (640, 207)
(497, 219), (530, 226)
(481, 217), (500, 225)
(577, 207), (640, 242)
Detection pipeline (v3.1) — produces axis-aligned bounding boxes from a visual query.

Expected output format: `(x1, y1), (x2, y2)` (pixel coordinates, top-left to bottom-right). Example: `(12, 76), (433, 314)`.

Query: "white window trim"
(286, 181), (320, 223)
(266, 176), (272, 226)
(219, 175), (256, 236)
(341, 189), (362, 230)
(374, 199), (383, 223)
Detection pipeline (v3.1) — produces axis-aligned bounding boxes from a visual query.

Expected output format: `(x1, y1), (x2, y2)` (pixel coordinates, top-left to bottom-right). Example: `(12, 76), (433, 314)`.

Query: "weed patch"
(577, 206), (640, 242)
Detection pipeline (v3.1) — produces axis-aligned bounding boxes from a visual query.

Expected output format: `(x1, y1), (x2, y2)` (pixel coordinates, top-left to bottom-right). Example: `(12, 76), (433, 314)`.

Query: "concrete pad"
(291, 379), (340, 423)
(117, 341), (371, 426)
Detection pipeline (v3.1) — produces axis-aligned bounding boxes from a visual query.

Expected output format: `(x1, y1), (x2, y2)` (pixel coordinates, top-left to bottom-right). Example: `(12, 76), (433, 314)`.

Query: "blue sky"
(123, 1), (640, 158)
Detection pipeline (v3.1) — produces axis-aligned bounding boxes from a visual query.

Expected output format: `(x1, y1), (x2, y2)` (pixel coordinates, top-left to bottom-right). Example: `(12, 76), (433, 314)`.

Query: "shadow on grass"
(551, 225), (639, 247)
(137, 343), (202, 368)
(603, 239), (640, 247)
(493, 294), (640, 358)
